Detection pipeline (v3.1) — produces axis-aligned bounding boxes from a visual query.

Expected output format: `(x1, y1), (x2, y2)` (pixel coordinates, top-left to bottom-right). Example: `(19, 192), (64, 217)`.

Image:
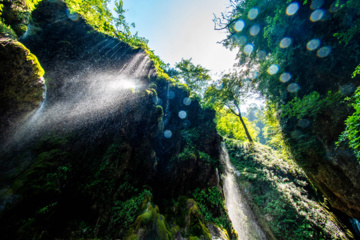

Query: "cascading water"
(6, 50), (152, 147)
(221, 143), (267, 240)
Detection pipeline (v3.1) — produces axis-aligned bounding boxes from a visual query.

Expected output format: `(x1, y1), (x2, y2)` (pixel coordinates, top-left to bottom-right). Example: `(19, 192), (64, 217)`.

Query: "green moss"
(26, 52), (45, 77)
(0, 20), (17, 38)
(187, 199), (211, 240)
(126, 203), (172, 240)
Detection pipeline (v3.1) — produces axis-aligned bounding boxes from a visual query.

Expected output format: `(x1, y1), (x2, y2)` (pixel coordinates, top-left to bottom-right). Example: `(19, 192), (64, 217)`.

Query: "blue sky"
(112, 0), (237, 75)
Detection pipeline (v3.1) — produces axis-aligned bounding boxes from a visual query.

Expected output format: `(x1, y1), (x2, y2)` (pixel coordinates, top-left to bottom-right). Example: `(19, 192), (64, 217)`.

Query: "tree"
(204, 71), (256, 142)
(216, 107), (259, 142)
(174, 58), (211, 96)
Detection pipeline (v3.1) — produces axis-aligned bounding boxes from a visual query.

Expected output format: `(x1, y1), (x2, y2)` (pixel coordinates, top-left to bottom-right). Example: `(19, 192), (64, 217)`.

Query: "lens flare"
(250, 24), (261, 36)
(238, 36), (247, 45)
(286, 2), (300, 16)
(287, 83), (300, 92)
(298, 119), (311, 128)
(280, 37), (292, 48)
(66, 9), (80, 21)
(232, 85), (240, 92)
(249, 71), (259, 79)
(183, 97), (192, 106)
(244, 44), (254, 55)
(178, 110), (187, 119)
(234, 20), (245, 32)
(267, 64), (279, 75)
(256, 50), (267, 60)
(248, 7), (259, 20)
(167, 90), (175, 99)
(164, 130), (172, 138)
(306, 39), (321, 51)
(280, 72), (292, 82)
(317, 46), (331, 57)
(310, 9), (325, 22)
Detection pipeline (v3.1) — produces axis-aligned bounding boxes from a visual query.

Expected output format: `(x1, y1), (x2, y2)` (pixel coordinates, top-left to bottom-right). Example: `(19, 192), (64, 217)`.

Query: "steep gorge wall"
(0, 1), (231, 239)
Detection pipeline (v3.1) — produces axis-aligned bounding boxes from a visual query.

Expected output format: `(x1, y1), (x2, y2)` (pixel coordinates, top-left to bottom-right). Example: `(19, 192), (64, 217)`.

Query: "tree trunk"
(234, 102), (253, 142)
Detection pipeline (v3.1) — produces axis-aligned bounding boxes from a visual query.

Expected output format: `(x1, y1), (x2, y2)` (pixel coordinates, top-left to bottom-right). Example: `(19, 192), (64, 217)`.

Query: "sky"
(111, 0), (238, 75)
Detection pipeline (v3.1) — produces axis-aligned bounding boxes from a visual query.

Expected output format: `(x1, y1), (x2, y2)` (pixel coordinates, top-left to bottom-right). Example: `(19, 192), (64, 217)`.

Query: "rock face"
(0, 1), (230, 239)
(0, 37), (44, 143)
(282, 108), (360, 220)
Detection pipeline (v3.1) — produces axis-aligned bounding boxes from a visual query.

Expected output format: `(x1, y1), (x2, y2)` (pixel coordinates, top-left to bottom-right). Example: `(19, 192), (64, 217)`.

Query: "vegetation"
(173, 58), (211, 97)
(192, 187), (232, 231)
(204, 71), (257, 142)
(225, 139), (353, 239)
(215, 107), (259, 142)
(338, 87), (360, 161)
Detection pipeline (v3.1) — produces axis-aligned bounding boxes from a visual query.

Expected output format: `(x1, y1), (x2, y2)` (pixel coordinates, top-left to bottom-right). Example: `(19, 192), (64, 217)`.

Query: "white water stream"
(221, 144), (267, 240)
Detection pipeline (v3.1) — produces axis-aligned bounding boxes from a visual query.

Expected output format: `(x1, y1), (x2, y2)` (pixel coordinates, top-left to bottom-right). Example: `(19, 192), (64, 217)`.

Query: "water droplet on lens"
(244, 44), (254, 55)
(242, 78), (252, 86)
(248, 7), (259, 20)
(317, 46), (331, 57)
(256, 50), (267, 60)
(310, 9), (324, 22)
(178, 110), (187, 119)
(340, 84), (355, 95)
(232, 85), (240, 92)
(183, 120), (192, 128)
(234, 20), (245, 32)
(310, 0), (324, 10)
(183, 97), (191, 106)
(164, 130), (172, 138)
(267, 64), (279, 75)
(249, 71), (258, 79)
(215, 82), (223, 90)
(306, 39), (321, 51)
(298, 119), (311, 128)
(167, 90), (175, 99)
(291, 130), (303, 139)
(279, 72), (292, 82)
(152, 96), (158, 104)
(286, 2), (300, 16)
(238, 36), (247, 45)
(280, 37), (292, 48)
(66, 9), (79, 21)
(249, 24), (261, 36)
(287, 83), (300, 92)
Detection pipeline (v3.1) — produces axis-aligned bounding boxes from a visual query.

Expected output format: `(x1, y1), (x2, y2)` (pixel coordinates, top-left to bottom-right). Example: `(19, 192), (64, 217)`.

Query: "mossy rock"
(126, 203), (173, 240)
(185, 199), (211, 240)
(0, 37), (45, 138)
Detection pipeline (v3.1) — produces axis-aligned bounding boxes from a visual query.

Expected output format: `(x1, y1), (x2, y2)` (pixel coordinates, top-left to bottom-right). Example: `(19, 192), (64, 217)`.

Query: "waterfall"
(221, 143), (267, 240)
(5, 51), (152, 147)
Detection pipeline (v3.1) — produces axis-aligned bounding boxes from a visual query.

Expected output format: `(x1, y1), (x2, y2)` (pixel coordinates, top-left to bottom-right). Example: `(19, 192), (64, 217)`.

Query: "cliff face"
(0, 37), (44, 143)
(280, 88), (360, 220)
(0, 1), (231, 239)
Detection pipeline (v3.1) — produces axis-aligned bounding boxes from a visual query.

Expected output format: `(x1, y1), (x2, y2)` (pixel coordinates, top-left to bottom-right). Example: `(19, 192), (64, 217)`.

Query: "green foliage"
(282, 91), (322, 119)
(204, 71), (256, 142)
(225, 140), (349, 239)
(174, 58), (211, 97)
(25, 0), (42, 11)
(192, 187), (231, 230)
(338, 87), (360, 161)
(215, 107), (259, 142)
(262, 103), (291, 159)
(0, 20), (17, 38)
(282, 91), (345, 120)
(112, 189), (152, 230)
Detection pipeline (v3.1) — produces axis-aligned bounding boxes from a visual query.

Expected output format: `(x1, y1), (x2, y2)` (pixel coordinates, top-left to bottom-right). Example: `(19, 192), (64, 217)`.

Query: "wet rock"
(0, 37), (44, 142)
